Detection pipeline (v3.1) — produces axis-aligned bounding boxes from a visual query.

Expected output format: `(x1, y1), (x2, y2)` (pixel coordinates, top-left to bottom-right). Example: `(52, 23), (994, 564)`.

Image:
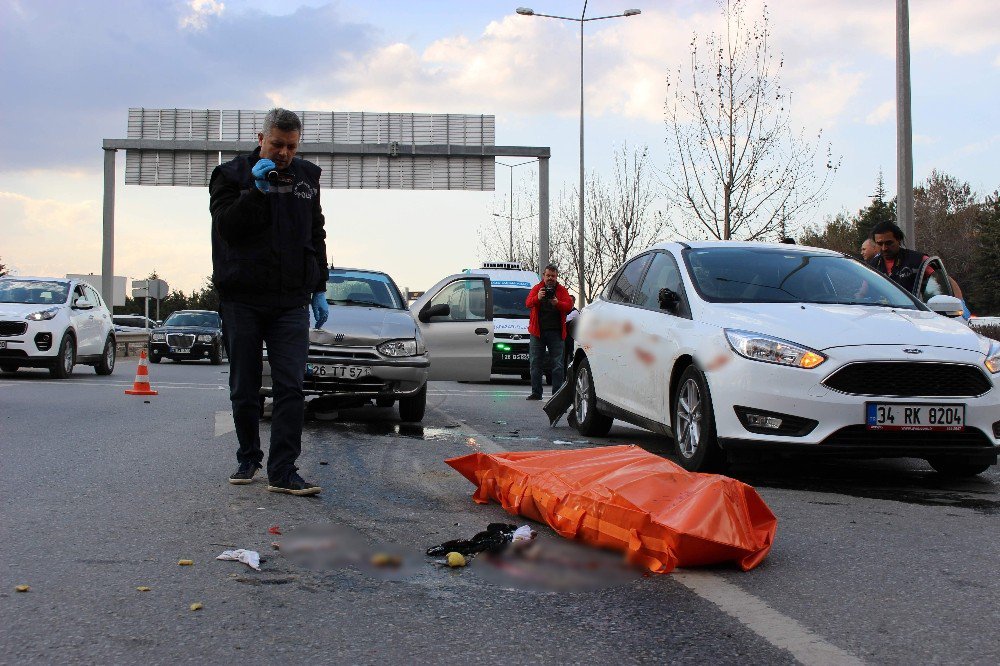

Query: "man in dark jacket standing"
(866, 221), (929, 294)
(525, 264), (573, 400)
(210, 108), (329, 496)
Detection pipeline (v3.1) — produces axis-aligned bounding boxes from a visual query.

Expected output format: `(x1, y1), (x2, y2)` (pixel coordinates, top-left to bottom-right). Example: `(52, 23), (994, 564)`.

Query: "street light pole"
(896, 0), (915, 245)
(496, 160), (534, 262)
(516, 4), (641, 303)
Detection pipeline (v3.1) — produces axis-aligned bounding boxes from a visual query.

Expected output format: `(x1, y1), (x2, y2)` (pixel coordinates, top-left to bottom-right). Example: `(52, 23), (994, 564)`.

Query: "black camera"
(266, 170), (295, 186)
(543, 285), (556, 299)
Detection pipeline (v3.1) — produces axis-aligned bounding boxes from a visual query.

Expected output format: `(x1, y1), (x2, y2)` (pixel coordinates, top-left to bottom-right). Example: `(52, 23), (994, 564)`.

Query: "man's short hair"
(262, 108), (302, 135)
(870, 221), (904, 242)
(543, 264), (559, 274)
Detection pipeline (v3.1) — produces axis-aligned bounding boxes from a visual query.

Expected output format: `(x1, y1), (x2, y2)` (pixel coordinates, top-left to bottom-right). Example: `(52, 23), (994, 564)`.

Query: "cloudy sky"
(1, 0), (997, 295)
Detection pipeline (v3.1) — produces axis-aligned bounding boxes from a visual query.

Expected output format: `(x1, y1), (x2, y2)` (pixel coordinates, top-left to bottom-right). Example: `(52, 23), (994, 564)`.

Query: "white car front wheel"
(672, 366), (723, 472)
(50, 332), (76, 379)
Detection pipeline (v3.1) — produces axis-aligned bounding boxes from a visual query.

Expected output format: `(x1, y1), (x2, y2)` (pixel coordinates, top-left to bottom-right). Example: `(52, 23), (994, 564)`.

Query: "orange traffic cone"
(125, 349), (159, 396)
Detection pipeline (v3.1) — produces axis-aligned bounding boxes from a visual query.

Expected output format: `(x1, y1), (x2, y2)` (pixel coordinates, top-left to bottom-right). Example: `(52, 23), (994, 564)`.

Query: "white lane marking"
(430, 400), (863, 666)
(673, 571), (864, 666)
(215, 410), (235, 437)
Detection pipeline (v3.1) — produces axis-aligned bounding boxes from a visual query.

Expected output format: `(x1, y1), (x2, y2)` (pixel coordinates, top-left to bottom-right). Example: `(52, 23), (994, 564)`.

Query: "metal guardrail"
(115, 332), (150, 358)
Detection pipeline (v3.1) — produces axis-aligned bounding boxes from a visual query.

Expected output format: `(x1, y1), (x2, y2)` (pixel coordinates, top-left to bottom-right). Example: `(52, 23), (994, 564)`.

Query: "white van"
(464, 262), (540, 378)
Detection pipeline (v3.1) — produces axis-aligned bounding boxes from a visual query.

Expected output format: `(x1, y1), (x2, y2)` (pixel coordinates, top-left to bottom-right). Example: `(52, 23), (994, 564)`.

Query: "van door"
(411, 275), (493, 381)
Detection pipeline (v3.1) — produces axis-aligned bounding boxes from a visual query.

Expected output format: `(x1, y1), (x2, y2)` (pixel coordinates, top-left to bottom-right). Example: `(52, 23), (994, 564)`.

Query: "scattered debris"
(15, 585), (30, 593)
(178, 559), (194, 566)
(189, 602), (203, 611)
(553, 440), (573, 445)
(136, 586), (151, 592)
(216, 549), (261, 571)
(268, 525), (282, 536)
(427, 523), (530, 557)
(446, 552), (467, 568)
(319, 461), (329, 465)
(270, 542), (281, 550)
(370, 552), (403, 568)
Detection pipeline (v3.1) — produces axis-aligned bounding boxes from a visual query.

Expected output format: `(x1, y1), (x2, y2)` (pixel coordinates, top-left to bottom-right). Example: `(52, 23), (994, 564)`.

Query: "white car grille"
(0, 321), (28, 337)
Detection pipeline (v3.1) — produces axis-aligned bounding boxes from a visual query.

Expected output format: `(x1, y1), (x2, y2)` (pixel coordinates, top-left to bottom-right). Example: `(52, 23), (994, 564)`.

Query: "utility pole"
(896, 0), (915, 245)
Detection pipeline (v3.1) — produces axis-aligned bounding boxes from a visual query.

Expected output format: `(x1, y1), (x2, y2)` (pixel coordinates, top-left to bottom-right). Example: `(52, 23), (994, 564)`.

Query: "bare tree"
(0, 257), (8, 277)
(477, 170), (549, 274)
(557, 144), (666, 303)
(663, 0), (839, 241)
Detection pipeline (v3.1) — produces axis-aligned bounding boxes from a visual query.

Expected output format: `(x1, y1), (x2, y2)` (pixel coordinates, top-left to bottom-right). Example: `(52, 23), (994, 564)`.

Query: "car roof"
(328, 267), (392, 278)
(0, 276), (71, 283)
(649, 240), (845, 256)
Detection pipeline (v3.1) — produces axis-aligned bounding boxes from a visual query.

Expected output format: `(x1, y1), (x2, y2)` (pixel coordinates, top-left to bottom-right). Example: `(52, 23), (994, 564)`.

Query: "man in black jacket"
(210, 108), (329, 496)
(866, 221), (928, 294)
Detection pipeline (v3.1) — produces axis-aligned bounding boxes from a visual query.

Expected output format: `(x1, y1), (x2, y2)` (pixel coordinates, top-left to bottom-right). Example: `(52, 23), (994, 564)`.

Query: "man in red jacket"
(525, 264), (574, 400)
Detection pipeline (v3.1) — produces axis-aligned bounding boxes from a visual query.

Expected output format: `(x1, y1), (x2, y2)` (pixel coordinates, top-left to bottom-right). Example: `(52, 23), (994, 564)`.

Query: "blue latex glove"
(251, 158), (276, 193)
(311, 292), (330, 328)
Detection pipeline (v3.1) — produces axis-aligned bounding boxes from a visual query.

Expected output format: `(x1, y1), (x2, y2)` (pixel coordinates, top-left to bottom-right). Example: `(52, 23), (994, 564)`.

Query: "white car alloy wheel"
(676, 377), (702, 459)
(575, 365), (591, 423)
(572, 359), (614, 437)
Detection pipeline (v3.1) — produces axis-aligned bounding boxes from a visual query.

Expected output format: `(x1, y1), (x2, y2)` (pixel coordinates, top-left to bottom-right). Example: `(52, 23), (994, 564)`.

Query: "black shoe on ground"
(267, 473), (322, 496)
(229, 462), (261, 485)
(526, 394), (542, 401)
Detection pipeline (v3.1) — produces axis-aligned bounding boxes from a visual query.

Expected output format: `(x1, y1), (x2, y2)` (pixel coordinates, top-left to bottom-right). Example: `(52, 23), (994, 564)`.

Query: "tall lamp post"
(496, 160), (535, 262)
(516, 3), (641, 303)
(492, 212), (537, 265)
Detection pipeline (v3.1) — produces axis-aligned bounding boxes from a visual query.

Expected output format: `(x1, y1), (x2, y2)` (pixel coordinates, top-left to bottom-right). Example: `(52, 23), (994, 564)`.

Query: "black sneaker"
(267, 473), (321, 496)
(526, 394), (543, 401)
(229, 462), (261, 485)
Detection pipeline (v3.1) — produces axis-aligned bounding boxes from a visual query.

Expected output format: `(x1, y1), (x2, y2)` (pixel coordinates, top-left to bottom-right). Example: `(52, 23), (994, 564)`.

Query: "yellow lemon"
(446, 552), (466, 568)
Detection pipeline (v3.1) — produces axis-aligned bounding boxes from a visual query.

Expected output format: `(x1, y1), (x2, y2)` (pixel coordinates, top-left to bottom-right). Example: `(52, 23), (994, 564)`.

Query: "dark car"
(149, 310), (224, 364)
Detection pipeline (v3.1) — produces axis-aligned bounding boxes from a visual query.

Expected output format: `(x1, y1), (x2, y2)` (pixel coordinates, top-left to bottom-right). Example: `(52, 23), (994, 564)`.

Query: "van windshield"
(493, 286), (531, 319)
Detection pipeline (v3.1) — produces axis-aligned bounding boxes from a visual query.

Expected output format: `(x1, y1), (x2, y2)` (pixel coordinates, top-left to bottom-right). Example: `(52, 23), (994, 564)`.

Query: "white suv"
(0, 277), (117, 378)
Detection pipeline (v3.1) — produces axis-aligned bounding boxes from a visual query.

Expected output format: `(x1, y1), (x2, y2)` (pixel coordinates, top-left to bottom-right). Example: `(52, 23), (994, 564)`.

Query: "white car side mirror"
(926, 295), (963, 318)
(73, 298), (95, 310)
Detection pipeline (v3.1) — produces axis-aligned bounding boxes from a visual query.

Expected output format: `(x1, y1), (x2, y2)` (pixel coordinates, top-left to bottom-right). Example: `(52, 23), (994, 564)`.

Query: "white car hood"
(701, 303), (990, 355)
(0, 303), (61, 319)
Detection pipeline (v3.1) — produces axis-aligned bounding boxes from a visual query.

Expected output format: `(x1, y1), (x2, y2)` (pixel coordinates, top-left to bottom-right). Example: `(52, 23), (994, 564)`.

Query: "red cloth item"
(525, 282), (574, 339)
(447, 445), (777, 573)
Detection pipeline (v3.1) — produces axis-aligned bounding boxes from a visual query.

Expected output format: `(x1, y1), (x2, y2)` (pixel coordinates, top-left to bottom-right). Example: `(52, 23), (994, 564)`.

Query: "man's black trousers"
(221, 300), (309, 483)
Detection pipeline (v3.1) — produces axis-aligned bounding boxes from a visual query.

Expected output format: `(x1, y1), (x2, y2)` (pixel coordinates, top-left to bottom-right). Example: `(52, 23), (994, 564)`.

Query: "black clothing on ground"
(210, 147), (328, 308)
(867, 247), (926, 294)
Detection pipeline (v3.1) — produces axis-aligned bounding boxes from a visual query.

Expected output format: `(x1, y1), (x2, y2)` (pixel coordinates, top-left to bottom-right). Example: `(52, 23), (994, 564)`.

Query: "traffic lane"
(1, 367), (793, 664)
(426, 378), (1000, 663)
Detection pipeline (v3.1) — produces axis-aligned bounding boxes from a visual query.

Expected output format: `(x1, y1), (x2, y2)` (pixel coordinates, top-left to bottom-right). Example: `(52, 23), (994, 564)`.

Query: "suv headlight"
(985, 341), (1000, 374)
(377, 339), (418, 357)
(152, 333), (166, 341)
(725, 329), (827, 369)
(197, 334), (213, 342)
(25, 307), (60, 321)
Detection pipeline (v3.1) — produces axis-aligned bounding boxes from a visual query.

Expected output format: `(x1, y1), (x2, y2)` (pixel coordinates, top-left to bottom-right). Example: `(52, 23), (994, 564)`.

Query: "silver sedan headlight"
(25, 307), (60, 321)
(725, 329), (827, 369)
(377, 339), (418, 357)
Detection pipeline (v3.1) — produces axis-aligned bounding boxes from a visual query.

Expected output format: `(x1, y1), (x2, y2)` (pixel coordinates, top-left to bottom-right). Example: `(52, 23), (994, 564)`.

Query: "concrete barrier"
(115, 332), (150, 358)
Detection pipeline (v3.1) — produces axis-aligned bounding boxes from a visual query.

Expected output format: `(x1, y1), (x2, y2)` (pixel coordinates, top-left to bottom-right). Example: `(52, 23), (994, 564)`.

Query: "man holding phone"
(210, 108), (329, 496)
(524, 264), (573, 400)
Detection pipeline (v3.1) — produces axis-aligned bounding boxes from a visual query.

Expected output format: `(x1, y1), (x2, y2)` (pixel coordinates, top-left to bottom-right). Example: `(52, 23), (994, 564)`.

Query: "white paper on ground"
(216, 549), (261, 571)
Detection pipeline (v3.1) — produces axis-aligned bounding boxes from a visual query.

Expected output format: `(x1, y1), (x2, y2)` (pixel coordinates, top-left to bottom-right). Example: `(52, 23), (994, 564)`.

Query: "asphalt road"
(1, 359), (997, 665)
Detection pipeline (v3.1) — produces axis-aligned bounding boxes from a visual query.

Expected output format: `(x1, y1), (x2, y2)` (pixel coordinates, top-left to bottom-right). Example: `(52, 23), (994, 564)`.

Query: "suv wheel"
(149, 352), (162, 364)
(50, 333), (76, 379)
(95, 336), (116, 375)
(398, 384), (427, 422)
(573, 358), (613, 437)
(672, 366), (724, 472)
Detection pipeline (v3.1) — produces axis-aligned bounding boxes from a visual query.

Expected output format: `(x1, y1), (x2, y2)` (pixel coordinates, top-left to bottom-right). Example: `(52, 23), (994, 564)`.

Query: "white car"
(570, 242), (1000, 477)
(0, 276), (116, 378)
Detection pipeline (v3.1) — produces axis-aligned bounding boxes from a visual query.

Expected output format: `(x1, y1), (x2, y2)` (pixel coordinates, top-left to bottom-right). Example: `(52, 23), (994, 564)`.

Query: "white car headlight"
(152, 333), (166, 341)
(197, 334), (213, 342)
(25, 307), (60, 321)
(725, 329), (827, 369)
(377, 339), (418, 357)
(985, 341), (1000, 374)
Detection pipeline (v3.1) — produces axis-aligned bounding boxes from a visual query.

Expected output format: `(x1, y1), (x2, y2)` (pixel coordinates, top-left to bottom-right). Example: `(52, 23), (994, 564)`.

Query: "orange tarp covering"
(447, 445), (777, 573)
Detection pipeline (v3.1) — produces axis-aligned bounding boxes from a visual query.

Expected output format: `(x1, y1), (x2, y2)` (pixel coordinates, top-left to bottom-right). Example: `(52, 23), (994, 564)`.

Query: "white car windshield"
(0, 279), (70, 304)
(683, 247), (921, 309)
(325, 270), (404, 309)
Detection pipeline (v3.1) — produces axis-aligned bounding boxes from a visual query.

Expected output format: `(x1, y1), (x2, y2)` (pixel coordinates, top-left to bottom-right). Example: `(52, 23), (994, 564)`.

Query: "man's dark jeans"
(221, 300), (309, 483)
(529, 329), (565, 397)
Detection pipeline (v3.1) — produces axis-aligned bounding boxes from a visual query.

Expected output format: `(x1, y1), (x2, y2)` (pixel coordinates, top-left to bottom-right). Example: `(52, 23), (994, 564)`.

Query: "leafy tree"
(972, 190), (1000, 315)
(663, 0), (839, 241)
(913, 170), (980, 300)
(800, 174), (894, 256)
